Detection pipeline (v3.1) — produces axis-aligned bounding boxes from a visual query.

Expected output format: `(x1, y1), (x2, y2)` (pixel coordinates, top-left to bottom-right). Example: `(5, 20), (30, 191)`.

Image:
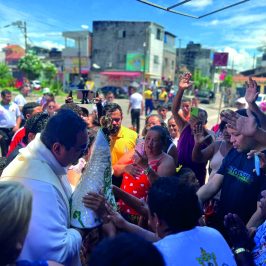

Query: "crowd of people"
(1, 74), (266, 266)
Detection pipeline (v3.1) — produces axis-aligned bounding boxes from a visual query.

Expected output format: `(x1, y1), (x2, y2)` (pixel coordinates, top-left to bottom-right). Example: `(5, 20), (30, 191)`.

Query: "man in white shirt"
(1, 109), (88, 265)
(0, 89), (21, 156)
(14, 85), (30, 111)
(127, 83), (144, 134)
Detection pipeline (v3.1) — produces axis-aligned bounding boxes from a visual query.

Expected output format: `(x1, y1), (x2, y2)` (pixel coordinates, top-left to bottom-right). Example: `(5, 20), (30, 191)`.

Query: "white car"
(256, 94), (266, 105)
(30, 80), (41, 91)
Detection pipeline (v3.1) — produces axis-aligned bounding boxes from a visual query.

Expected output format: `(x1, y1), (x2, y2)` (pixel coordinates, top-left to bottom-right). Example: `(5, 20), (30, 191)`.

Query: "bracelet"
(234, 248), (250, 255)
(144, 165), (152, 175)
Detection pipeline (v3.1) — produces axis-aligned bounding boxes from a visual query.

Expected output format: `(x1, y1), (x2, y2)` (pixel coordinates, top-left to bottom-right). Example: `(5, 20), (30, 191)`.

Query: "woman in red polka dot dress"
(117, 126), (176, 223)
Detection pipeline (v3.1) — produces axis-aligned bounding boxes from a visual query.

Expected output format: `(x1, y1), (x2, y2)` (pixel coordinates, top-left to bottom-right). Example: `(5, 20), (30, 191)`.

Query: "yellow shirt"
(143, 89), (153, 100)
(159, 91), (168, 101)
(110, 125), (138, 165)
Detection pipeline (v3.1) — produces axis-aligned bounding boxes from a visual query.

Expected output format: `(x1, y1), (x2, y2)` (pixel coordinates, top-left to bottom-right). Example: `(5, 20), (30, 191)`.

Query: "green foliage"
(50, 80), (63, 96)
(0, 63), (14, 87)
(18, 53), (42, 80)
(221, 74), (233, 88)
(193, 69), (212, 90)
(42, 61), (57, 82)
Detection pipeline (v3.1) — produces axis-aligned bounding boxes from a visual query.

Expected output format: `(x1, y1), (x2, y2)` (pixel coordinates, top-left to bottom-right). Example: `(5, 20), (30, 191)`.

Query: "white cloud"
(186, 0), (213, 10)
(221, 47), (254, 71)
(33, 40), (64, 50)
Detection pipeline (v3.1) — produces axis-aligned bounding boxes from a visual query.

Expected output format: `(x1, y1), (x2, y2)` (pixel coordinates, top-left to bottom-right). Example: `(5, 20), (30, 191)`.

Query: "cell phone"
(191, 107), (199, 117)
(68, 90), (73, 98)
(254, 154), (260, 176)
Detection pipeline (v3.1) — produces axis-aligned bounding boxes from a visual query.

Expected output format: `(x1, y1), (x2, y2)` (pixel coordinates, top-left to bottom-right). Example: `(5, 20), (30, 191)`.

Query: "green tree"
(0, 63), (14, 87)
(193, 69), (212, 90)
(18, 53), (42, 80)
(221, 74), (233, 88)
(42, 61), (57, 82)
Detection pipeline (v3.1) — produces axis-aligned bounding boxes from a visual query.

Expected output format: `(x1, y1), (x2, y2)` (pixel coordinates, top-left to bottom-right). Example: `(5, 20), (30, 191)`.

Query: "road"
(85, 96), (223, 133)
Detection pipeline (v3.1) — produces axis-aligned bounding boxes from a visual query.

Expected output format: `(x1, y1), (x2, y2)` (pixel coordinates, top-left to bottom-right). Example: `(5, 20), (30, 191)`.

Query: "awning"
(100, 71), (142, 77)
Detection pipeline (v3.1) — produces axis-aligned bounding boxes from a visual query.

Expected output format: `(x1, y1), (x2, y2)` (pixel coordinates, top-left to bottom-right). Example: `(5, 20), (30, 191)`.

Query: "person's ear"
(52, 142), (64, 157)
(25, 113), (31, 120)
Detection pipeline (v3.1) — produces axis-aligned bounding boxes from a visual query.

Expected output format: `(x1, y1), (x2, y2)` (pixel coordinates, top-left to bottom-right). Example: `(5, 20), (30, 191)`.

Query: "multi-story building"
(92, 21), (175, 85)
(162, 31), (176, 82)
(177, 41), (213, 77)
(62, 30), (92, 84)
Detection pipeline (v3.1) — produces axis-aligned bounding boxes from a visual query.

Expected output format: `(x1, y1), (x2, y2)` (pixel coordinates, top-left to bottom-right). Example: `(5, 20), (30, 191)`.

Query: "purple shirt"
(177, 125), (207, 186)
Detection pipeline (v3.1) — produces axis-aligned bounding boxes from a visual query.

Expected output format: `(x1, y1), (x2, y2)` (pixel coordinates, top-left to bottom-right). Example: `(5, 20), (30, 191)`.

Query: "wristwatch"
(144, 165), (152, 175)
(233, 247), (250, 255)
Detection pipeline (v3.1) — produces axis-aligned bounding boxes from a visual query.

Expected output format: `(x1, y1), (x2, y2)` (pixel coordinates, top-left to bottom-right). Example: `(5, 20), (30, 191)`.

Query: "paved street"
(84, 95), (223, 134)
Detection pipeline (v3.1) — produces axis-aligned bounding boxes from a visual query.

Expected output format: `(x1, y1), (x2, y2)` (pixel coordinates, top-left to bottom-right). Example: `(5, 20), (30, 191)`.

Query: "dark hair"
(219, 120), (227, 131)
(88, 114), (100, 127)
(41, 109), (87, 150)
(148, 176), (202, 233)
(60, 103), (83, 116)
(1, 89), (11, 98)
(102, 103), (123, 116)
(80, 107), (89, 117)
(148, 125), (168, 148)
(22, 102), (40, 118)
(24, 113), (50, 144)
(176, 168), (200, 190)
(89, 233), (165, 266)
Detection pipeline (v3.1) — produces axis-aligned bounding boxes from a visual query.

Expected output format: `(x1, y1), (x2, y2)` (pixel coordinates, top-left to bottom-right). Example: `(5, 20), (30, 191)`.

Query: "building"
(177, 41), (213, 77)
(92, 21), (175, 87)
(162, 31), (176, 82)
(62, 30), (92, 85)
(3, 44), (25, 80)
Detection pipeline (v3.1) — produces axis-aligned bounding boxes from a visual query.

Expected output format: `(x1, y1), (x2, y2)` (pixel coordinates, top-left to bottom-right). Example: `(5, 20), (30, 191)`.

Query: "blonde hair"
(0, 181), (32, 265)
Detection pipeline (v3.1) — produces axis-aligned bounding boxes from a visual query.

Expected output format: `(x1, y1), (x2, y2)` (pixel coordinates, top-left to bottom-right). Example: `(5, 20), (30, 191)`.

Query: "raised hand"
(221, 109), (258, 137)
(179, 72), (193, 91)
(245, 77), (259, 104)
(193, 122), (211, 144)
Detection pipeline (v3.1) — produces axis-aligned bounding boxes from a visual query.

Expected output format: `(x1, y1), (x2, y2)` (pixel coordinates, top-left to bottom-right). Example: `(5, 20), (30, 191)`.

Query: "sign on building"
(213, 52), (228, 66)
(126, 53), (144, 71)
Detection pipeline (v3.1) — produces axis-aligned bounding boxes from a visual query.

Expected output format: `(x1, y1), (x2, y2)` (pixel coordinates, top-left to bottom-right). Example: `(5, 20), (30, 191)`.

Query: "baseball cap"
(42, 88), (50, 94)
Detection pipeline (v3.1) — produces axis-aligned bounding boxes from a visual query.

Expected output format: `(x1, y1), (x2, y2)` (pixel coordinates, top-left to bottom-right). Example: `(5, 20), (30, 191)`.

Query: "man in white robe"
(1, 109), (89, 266)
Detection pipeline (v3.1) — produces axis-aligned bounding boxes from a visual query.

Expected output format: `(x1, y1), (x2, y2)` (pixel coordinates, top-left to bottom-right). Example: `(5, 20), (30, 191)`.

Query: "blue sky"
(0, 0), (265, 71)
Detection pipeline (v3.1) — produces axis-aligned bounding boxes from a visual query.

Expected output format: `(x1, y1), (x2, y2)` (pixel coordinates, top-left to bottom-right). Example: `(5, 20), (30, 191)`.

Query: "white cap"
(235, 97), (247, 105)
(235, 97), (248, 108)
(130, 81), (140, 88)
(42, 87), (50, 94)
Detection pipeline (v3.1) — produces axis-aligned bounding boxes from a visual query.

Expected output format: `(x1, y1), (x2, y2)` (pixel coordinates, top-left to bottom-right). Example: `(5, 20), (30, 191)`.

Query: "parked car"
(30, 80), (41, 91)
(99, 86), (127, 99)
(197, 90), (213, 104)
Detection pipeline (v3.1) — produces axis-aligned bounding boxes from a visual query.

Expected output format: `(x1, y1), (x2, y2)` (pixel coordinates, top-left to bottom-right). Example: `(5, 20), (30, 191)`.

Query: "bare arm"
(197, 173), (224, 204)
(246, 202), (264, 229)
(112, 185), (148, 217)
(172, 72), (193, 132)
(245, 77), (266, 130)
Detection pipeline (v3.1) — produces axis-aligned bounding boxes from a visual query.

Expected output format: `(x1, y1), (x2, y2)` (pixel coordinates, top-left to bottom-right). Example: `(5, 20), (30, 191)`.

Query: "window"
(171, 60), (175, 69)
(164, 58), (168, 67)
(118, 30), (126, 38)
(156, 28), (161, 40)
(154, 55), (159, 64)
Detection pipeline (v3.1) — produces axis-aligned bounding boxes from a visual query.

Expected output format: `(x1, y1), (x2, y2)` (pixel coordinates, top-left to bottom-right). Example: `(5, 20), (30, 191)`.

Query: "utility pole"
(4, 20), (28, 53)
(78, 36), (81, 77)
